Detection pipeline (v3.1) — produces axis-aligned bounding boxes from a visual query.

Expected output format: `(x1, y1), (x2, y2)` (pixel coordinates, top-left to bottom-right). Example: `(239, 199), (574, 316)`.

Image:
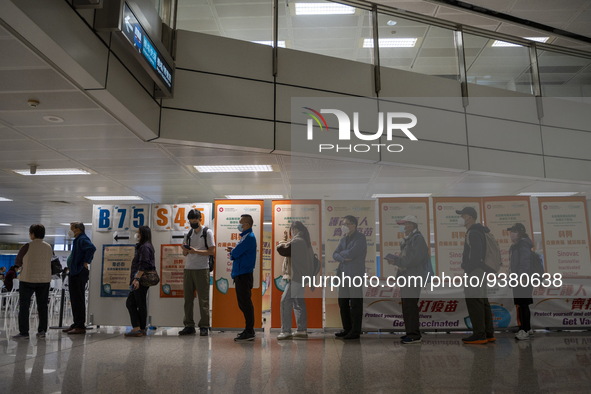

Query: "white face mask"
(510, 232), (519, 243)
(458, 217), (465, 226)
(68, 230), (75, 238)
(341, 225), (350, 236)
(399, 225), (406, 233)
(134, 233), (140, 241)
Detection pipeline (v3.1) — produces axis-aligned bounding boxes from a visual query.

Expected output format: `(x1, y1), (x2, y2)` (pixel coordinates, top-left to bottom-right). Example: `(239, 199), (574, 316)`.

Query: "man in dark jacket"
(227, 214), (257, 342)
(333, 215), (367, 340)
(63, 222), (96, 335)
(386, 215), (431, 344)
(457, 207), (494, 344)
(508, 223), (534, 340)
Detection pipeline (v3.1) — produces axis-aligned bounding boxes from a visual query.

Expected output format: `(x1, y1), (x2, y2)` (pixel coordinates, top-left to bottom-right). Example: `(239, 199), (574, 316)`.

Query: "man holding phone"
(226, 214), (257, 342)
(179, 209), (214, 336)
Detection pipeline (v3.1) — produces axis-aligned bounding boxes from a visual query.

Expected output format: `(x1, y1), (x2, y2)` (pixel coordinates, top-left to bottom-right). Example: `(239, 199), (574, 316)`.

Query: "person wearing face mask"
(226, 214), (257, 342)
(276, 221), (315, 340)
(178, 209), (215, 336)
(385, 216), (431, 344)
(12, 224), (53, 339)
(63, 222), (96, 335)
(124, 225), (156, 337)
(456, 207), (494, 345)
(333, 215), (367, 340)
(507, 223), (534, 341)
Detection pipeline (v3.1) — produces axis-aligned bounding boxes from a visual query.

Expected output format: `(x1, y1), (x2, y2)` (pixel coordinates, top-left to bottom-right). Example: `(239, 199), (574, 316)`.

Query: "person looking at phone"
(384, 215), (431, 344)
(178, 209), (215, 336)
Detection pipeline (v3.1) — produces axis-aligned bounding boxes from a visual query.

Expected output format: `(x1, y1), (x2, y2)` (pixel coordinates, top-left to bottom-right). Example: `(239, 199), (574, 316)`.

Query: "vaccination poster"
(100, 244), (135, 297)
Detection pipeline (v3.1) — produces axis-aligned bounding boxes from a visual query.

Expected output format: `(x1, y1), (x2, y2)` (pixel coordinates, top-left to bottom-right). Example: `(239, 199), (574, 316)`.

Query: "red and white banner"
(538, 197), (591, 277)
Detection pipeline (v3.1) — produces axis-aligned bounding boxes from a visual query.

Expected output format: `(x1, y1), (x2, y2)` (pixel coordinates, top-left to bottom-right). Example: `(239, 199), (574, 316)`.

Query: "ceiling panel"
(0, 38), (47, 69)
(0, 69), (74, 92)
(0, 109), (118, 127)
(0, 92), (98, 111)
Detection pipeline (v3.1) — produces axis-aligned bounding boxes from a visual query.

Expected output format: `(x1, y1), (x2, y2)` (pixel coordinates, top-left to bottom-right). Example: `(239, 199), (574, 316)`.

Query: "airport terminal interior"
(1, 0), (591, 392)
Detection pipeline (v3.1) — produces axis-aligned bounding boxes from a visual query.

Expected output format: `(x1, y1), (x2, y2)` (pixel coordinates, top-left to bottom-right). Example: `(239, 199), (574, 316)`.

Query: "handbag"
(139, 270), (160, 287)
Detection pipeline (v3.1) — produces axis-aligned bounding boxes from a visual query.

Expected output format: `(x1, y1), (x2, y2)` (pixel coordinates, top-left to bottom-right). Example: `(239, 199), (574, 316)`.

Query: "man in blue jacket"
(226, 214), (257, 342)
(333, 215), (367, 340)
(63, 222), (96, 335)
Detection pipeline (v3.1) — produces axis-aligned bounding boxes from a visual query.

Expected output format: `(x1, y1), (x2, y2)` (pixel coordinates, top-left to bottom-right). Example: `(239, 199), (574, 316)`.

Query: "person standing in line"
(125, 225), (156, 337)
(508, 223), (534, 341)
(12, 224), (53, 339)
(63, 222), (96, 335)
(178, 209), (214, 337)
(333, 215), (367, 340)
(276, 221), (315, 340)
(457, 207), (495, 344)
(385, 215), (431, 344)
(3, 265), (18, 292)
(227, 214), (257, 342)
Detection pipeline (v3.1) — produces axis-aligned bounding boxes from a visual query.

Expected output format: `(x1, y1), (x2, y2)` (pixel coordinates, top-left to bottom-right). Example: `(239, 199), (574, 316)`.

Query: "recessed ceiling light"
(295, 3), (355, 15)
(42, 115), (64, 123)
(518, 192), (579, 197)
(386, 20), (397, 26)
(0, 197), (13, 202)
(195, 165), (273, 173)
(0, 223), (12, 226)
(372, 193), (432, 198)
(252, 40), (286, 48)
(13, 168), (91, 176)
(225, 195), (284, 199)
(84, 196), (144, 201)
(492, 37), (549, 47)
(363, 38), (417, 48)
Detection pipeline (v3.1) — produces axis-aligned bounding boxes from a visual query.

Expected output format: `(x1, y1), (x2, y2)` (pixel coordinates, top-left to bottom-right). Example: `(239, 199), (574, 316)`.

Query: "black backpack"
(529, 251), (545, 275)
(187, 226), (215, 272)
(312, 253), (321, 276)
(50, 255), (62, 275)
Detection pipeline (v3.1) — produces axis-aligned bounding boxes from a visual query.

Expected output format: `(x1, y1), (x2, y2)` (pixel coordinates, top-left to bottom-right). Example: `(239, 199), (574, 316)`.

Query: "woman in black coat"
(125, 225), (156, 337)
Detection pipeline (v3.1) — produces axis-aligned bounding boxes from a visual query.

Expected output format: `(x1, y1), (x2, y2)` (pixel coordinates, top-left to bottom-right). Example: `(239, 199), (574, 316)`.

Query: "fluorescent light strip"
(0, 223), (11, 226)
(195, 165), (273, 173)
(295, 3), (355, 15)
(0, 197), (13, 202)
(363, 38), (417, 48)
(13, 168), (91, 176)
(252, 41), (286, 48)
(372, 193), (432, 198)
(492, 37), (549, 47)
(84, 196), (144, 201)
(518, 192), (578, 197)
(225, 195), (284, 199)
(60, 223), (92, 226)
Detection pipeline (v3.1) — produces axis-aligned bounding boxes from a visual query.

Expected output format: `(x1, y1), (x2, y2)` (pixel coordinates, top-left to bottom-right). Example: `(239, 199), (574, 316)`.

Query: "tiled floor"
(0, 320), (590, 393)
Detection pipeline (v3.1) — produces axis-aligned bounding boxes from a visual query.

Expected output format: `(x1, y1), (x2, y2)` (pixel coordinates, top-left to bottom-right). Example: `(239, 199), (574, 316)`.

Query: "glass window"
(278, 0), (374, 63)
(537, 49), (591, 98)
(463, 33), (533, 94)
(176, 0), (273, 44)
(376, 13), (459, 80)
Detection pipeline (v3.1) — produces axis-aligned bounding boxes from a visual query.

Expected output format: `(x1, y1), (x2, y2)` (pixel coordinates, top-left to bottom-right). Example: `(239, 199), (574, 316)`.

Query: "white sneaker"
(515, 330), (530, 340)
(528, 329), (534, 336)
(277, 332), (293, 340)
(292, 331), (308, 340)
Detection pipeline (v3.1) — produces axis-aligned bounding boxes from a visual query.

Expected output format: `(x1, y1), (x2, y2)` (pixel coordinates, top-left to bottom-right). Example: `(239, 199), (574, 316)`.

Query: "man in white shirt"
(179, 209), (215, 336)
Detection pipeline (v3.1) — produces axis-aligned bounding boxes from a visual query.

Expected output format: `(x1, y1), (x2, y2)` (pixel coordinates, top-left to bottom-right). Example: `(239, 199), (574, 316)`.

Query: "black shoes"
(335, 331), (349, 338)
(343, 333), (360, 340)
(200, 327), (209, 337)
(234, 331), (255, 342)
(178, 327), (196, 336)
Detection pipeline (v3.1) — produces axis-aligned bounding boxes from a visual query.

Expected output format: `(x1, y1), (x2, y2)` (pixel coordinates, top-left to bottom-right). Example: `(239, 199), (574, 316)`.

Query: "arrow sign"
(113, 231), (130, 242)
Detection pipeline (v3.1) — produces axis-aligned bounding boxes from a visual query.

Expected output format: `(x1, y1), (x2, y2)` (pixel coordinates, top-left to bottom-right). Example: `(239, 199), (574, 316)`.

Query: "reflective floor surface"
(1, 321), (590, 393)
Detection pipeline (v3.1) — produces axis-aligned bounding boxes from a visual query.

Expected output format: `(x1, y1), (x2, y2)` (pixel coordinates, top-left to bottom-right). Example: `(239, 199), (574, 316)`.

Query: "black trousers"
(338, 285), (364, 335)
(18, 281), (50, 335)
(235, 273), (255, 332)
(126, 285), (149, 330)
(515, 303), (532, 331)
(69, 268), (89, 328)
(401, 285), (421, 339)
